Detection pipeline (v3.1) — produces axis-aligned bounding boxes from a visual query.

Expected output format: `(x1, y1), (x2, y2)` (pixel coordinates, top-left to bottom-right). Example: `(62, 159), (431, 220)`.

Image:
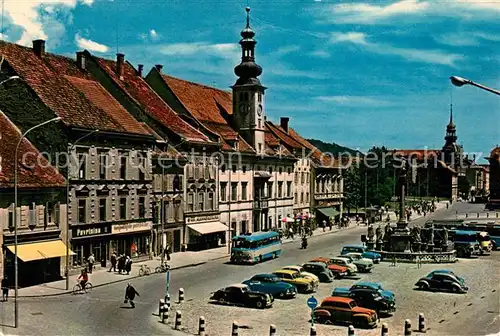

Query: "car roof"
(311, 257), (328, 261)
(274, 269), (296, 275)
(253, 273), (277, 278)
(431, 269), (453, 273)
(282, 265), (301, 269)
(353, 281), (380, 288)
(228, 284), (249, 289)
(345, 252), (362, 255)
(333, 257), (349, 261)
(303, 262), (324, 267)
(343, 244), (364, 248)
(322, 296), (354, 304)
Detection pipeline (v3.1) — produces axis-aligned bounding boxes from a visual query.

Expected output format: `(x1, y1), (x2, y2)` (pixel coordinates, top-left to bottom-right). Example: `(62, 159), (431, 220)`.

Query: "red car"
(314, 297), (378, 328)
(310, 257), (349, 278)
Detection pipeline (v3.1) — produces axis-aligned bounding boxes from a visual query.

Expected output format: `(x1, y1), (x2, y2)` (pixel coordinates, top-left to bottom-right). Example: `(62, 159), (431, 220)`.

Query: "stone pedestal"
(366, 241), (375, 250)
(390, 232), (412, 252)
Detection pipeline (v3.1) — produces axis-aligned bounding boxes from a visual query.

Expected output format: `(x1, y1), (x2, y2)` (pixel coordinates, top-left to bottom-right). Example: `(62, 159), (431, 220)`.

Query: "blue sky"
(2, 0), (499, 162)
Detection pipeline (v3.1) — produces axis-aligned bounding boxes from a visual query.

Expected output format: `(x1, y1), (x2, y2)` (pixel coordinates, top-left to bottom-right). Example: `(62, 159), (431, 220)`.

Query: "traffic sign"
(307, 296), (318, 309)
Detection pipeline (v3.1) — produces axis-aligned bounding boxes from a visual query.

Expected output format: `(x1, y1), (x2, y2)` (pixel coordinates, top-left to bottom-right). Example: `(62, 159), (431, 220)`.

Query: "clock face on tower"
(257, 104), (263, 116)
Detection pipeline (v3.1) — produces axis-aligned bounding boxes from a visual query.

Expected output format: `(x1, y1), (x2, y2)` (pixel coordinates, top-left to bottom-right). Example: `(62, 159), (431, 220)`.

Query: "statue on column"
(375, 226), (383, 243)
(367, 224), (375, 242)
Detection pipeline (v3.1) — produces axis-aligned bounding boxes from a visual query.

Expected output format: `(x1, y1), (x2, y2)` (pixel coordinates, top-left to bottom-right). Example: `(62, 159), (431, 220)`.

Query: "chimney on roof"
(280, 117), (290, 133)
(155, 64), (163, 73)
(32, 39), (45, 57)
(76, 52), (86, 70)
(116, 53), (125, 78)
(137, 64), (144, 77)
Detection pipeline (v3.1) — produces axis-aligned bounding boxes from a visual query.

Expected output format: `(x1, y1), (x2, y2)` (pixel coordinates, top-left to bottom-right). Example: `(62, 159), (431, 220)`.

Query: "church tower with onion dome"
(231, 7), (266, 155)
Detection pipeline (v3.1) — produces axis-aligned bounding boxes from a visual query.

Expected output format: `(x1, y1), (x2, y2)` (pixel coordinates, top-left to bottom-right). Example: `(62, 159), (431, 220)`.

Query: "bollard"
(158, 299), (165, 315)
(497, 212), (499, 218)
(198, 316), (205, 336)
(232, 321), (239, 336)
(381, 323), (388, 336)
(487, 212), (489, 218)
(310, 325), (317, 336)
(165, 293), (171, 307)
(161, 305), (169, 323)
(178, 288), (184, 303)
(465, 213), (468, 218)
(269, 324), (277, 336)
(419, 313), (426, 332)
(404, 319), (411, 335)
(348, 325), (355, 335)
(477, 213), (480, 218)
(174, 310), (182, 330)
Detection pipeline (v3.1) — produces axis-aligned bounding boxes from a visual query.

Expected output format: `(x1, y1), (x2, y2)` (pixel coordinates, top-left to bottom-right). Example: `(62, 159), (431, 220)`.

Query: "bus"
(462, 220), (500, 250)
(450, 230), (481, 257)
(230, 231), (282, 264)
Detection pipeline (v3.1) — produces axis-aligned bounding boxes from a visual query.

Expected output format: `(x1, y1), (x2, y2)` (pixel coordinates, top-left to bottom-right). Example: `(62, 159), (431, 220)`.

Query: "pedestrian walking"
(1, 277), (9, 302)
(87, 253), (95, 274)
(321, 220), (326, 232)
(125, 255), (132, 275)
(165, 244), (171, 261)
(124, 283), (140, 308)
(109, 252), (117, 272)
(118, 254), (125, 274)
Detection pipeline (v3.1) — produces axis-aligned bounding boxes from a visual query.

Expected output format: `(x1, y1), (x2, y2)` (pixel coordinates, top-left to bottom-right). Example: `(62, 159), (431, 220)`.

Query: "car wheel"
(419, 282), (429, 291)
(255, 300), (264, 309)
(452, 286), (461, 293)
(278, 292), (285, 298)
(353, 317), (367, 328)
(219, 298), (226, 305)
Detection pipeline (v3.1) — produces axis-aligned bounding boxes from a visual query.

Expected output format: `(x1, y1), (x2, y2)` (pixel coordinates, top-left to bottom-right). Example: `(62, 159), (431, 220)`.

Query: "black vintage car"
(347, 289), (396, 316)
(415, 271), (468, 293)
(210, 284), (274, 308)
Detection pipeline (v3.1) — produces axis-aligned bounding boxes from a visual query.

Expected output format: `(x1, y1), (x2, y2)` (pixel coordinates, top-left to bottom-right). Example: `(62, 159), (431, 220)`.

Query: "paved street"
(0, 202), (498, 336)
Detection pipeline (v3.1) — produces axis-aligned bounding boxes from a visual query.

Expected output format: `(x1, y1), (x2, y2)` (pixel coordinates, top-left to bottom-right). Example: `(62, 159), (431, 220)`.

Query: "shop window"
(120, 156), (127, 179)
(198, 192), (204, 211)
(241, 182), (247, 200)
(139, 197), (146, 218)
(99, 153), (107, 180)
(287, 181), (292, 197)
(231, 182), (238, 201)
(78, 199), (86, 223)
(78, 153), (86, 179)
(99, 198), (107, 221)
(120, 197), (127, 220)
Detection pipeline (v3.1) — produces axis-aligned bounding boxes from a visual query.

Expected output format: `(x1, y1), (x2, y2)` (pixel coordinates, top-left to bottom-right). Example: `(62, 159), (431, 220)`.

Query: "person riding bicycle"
(78, 269), (88, 289)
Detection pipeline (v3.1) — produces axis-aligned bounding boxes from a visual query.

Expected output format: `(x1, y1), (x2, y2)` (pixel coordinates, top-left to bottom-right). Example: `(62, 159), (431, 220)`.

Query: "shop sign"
(185, 214), (219, 224)
(112, 222), (152, 234)
(74, 226), (110, 237)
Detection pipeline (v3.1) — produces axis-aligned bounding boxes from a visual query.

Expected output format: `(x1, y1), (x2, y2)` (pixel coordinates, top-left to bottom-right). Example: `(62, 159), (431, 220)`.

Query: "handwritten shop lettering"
(112, 222), (152, 234)
(186, 214), (219, 223)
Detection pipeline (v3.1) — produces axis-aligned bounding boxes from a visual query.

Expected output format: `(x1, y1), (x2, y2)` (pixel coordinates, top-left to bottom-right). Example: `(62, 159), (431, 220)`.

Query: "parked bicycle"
(72, 282), (93, 295)
(155, 262), (170, 273)
(138, 264), (151, 276)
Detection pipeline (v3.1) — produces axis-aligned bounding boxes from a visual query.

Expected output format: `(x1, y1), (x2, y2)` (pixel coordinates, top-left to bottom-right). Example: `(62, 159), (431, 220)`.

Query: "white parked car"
(342, 253), (374, 273)
(281, 265), (320, 286)
(329, 257), (358, 275)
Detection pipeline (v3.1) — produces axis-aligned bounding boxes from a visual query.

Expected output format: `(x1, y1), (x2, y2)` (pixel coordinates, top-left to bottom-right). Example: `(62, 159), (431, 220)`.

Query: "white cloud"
(316, 95), (393, 107)
(435, 32), (500, 46)
(273, 45), (300, 57)
(4, 0), (93, 46)
(75, 34), (109, 52)
(315, 0), (500, 25)
(310, 50), (330, 58)
(159, 42), (239, 60)
(330, 32), (463, 66)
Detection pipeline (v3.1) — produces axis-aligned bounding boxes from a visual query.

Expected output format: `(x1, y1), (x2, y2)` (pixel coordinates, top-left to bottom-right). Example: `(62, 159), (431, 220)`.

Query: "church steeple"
(234, 7), (263, 86)
(445, 103), (457, 144)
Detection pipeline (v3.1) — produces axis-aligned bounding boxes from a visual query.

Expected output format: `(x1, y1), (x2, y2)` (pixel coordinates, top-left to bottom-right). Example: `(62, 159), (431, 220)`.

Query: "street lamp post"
(14, 116), (61, 328)
(65, 129), (99, 290)
(450, 76), (500, 96)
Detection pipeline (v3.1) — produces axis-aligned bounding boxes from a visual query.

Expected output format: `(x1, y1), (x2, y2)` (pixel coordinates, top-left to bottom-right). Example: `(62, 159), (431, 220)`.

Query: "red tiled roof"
(0, 111), (65, 189)
(92, 56), (211, 144)
(0, 41), (128, 133)
(266, 121), (304, 150)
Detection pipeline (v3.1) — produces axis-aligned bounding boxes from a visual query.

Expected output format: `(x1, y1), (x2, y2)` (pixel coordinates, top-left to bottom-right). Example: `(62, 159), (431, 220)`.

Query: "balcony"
(253, 198), (269, 209)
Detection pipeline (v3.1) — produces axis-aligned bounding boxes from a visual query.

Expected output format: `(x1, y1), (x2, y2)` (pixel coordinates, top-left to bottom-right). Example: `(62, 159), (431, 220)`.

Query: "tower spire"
(233, 7), (263, 86)
(449, 103), (454, 126)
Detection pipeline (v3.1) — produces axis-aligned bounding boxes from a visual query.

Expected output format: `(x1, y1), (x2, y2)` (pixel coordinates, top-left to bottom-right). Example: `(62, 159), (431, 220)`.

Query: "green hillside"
(307, 138), (363, 157)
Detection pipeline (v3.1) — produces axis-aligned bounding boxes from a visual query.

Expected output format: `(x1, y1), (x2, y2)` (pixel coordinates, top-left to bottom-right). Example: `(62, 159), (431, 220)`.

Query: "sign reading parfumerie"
(112, 222), (152, 234)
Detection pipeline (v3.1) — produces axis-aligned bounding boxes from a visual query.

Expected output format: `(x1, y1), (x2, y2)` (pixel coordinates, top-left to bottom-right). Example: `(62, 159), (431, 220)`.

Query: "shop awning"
(7, 240), (75, 262)
(317, 207), (340, 218)
(188, 222), (229, 235)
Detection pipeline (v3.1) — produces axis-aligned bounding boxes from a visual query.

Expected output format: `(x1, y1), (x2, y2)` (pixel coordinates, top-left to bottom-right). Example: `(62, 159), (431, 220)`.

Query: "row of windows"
(6, 202), (59, 229)
(294, 171), (310, 185)
(220, 181), (294, 201)
(77, 153), (146, 181)
(186, 191), (215, 212)
(315, 180), (342, 193)
(221, 165), (293, 175)
(77, 196), (146, 223)
(238, 91), (262, 102)
(294, 191), (310, 205)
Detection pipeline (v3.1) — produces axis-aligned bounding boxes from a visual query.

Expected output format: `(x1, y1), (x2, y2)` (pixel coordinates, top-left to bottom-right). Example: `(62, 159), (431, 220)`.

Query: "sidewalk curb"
(19, 255), (229, 299)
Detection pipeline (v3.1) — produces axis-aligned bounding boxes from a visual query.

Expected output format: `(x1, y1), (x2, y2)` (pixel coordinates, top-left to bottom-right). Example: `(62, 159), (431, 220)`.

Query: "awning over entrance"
(317, 207), (340, 218)
(7, 240), (75, 262)
(188, 222), (229, 235)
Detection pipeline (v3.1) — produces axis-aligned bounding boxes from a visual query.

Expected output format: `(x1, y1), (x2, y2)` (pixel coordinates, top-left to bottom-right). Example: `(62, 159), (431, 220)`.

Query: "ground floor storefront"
(2, 238), (73, 287)
(185, 213), (228, 251)
(153, 226), (183, 254)
(70, 222), (153, 267)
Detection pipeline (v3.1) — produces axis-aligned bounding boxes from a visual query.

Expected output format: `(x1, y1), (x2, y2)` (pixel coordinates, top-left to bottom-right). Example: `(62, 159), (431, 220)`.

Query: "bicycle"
(155, 262), (170, 273)
(72, 281), (93, 295)
(138, 264), (151, 276)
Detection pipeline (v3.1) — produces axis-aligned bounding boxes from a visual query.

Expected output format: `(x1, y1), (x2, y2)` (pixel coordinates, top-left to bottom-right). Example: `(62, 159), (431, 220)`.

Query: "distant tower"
(441, 104), (460, 165)
(231, 7), (266, 154)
